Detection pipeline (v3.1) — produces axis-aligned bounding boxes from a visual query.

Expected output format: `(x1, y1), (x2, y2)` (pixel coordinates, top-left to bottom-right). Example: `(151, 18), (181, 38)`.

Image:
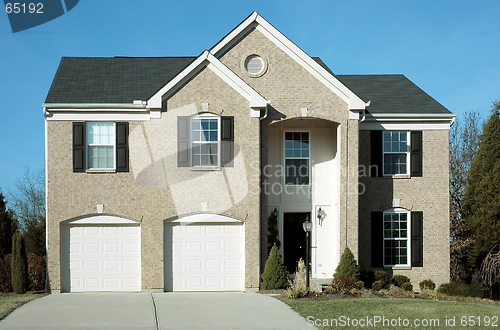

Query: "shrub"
(372, 280), (384, 291)
(355, 280), (365, 290)
(261, 245), (289, 290)
(333, 246), (360, 281)
(374, 270), (389, 287)
(11, 233), (28, 294)
(401, 282), (413, 292)
(438, 282), (483, 298)
(285, 258), (307, 299)
(0, 254), (13, 293)
(419, 279), (436, 291)
(330, 276), (357, 295)
(27, 253), (45, 292)
(391, 274), (411, 287)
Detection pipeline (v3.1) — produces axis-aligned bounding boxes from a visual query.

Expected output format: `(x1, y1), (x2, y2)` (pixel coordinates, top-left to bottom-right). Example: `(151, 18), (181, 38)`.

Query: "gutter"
(366, 112), (456, 120)
(43, 101), (148, 110)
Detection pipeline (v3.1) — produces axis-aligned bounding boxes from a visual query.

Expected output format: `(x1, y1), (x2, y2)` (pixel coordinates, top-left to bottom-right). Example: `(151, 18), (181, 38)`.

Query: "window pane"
(384, 141), (391, 152)
(383, 212), (409, 265)
(384, 154), (408, 175)
(87, 122), (114, 145)
(285, 159), (309, 185)
(88, 146), (113, 169)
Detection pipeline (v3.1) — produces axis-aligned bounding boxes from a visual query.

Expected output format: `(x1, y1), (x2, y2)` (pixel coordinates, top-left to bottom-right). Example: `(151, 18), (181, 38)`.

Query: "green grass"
(0, 293), (46, 320)
(287, 298), (500, 329)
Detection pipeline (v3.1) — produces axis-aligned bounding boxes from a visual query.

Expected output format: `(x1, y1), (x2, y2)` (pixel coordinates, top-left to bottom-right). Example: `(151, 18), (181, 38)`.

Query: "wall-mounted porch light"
(317, 207), (327, 226)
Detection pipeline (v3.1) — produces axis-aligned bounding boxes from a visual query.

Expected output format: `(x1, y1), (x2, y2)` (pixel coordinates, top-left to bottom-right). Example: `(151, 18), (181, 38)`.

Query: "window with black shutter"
(177, 115), (234, 168)
(370, 130), (422, 177)
(72, 121), (128, 172)
(73, 122), (86, 172)
(116, 122), (129, 172)
(411, 211), (423, 267)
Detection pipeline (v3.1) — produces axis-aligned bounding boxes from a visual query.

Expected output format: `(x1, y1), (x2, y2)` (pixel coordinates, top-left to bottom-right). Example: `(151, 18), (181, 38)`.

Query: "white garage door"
(69, 225), (141, 292)
(165, 222), (244, 291)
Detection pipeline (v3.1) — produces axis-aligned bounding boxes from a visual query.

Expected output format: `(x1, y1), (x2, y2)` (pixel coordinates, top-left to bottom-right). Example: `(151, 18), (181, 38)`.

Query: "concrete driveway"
(0, 292), (316, 329)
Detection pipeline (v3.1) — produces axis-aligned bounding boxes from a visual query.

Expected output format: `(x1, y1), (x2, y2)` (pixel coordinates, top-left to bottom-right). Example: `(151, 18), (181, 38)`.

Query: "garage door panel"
(68, 225), (141, 292)
(166, 222), (244, 291)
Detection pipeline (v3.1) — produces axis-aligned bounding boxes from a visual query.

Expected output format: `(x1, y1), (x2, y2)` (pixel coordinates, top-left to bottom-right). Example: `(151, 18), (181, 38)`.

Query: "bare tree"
(449, 112), (483, 282)
(9, 167), (45, 256)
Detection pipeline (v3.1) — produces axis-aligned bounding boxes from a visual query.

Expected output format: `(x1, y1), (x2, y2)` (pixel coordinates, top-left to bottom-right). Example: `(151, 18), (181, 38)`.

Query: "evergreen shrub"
(391, 274), (411, 287)
(0, 254), (13, 293)
(261, 245), (289, 290)
(372, 280), (384, 291)
(333, 246), (360, 281)
(11, 233), (28, 294)
(438, 282), (483, 298)
(374, 270), (389, 287)
(401, 282), (413, 292)
(419, 279), (436, 291)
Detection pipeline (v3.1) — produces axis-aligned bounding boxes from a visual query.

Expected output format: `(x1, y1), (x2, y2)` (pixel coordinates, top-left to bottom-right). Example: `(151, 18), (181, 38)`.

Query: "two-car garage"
(61, 214), (245, 292)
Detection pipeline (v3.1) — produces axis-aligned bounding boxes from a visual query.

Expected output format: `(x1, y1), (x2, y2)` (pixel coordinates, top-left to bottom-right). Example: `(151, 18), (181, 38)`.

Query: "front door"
(283, 212), (310, 273)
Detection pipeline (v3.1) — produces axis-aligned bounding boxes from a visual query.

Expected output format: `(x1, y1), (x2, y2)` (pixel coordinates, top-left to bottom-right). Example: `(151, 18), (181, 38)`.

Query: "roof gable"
(210, 12), (366, 110)
(148, 51), (266, 111)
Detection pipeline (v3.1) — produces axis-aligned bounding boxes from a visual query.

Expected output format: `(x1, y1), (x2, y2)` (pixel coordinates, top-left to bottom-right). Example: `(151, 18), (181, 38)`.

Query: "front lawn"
(287, 298), (500, 329)
(0, 293), (47, 320)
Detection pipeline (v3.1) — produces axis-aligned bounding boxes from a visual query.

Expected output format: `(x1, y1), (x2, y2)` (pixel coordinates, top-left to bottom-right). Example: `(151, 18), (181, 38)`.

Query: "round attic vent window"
(244, 55), (265, 75)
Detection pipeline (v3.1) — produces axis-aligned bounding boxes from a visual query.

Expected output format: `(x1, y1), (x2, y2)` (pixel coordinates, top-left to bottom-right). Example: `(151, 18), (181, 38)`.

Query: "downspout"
(258, 102), (269, 285)
(358, 101), (370, 124)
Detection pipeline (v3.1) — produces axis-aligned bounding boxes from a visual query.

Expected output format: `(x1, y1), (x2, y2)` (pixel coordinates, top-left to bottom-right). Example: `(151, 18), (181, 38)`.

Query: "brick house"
(43, 12), (454, 292)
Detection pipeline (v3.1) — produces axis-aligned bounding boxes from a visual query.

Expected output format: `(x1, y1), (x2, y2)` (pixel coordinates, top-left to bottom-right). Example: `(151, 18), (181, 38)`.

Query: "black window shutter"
(116, 122), (129, 172)
(371, 212), (384, 267)
(220, 116), (234, 167)
(410, 131), (423, 177)
(411, 211), (423, 267)
(370, 131), (383, 177)
(177, 116), (190, 167)
(73, 122), (86, 172)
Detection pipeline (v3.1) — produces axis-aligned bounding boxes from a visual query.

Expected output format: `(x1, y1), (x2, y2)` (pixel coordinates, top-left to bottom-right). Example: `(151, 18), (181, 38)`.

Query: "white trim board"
(359, 121), (452, 130)
(65, 215), (140, 225)
(148, 51), (266, 112)
(44, 112), (153, 121)
(167, 213), (244, 224)
(210, 12), (366, 111)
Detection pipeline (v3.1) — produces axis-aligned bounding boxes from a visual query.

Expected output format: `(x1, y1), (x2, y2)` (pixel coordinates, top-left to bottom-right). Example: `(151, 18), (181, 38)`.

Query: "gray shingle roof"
(335, 74), (451, 114)
(45, 57), (451, 116)
(45, 57), (196, 104)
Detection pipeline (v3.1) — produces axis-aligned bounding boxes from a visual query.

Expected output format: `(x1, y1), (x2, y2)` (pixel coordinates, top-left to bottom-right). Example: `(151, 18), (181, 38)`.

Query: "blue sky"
(0, 0), (498, 198)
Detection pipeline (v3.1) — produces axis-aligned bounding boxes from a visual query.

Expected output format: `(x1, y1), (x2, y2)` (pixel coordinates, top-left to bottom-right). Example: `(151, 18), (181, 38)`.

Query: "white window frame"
(382, 131), (410, 176)
(86, 122), (116, 170)
(383, 208), (411, 267)
(283, 130), (310, 186)
(190, 114), (220, 167)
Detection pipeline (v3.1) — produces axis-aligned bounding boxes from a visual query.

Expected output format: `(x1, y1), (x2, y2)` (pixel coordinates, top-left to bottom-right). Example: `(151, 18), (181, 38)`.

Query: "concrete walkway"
(0, 292), (315, 330)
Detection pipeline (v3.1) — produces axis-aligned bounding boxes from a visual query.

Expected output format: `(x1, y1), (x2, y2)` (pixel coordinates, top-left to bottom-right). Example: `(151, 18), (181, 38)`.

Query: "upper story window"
(383, 131), (409, 176)
(284, 132), (309, 185)
(191, 116), (219, 166)
(383, 209), (410, 267)
(72, 122), (129, 173)
(87, 122), (115, 169)
(177, 115), (234, 168)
